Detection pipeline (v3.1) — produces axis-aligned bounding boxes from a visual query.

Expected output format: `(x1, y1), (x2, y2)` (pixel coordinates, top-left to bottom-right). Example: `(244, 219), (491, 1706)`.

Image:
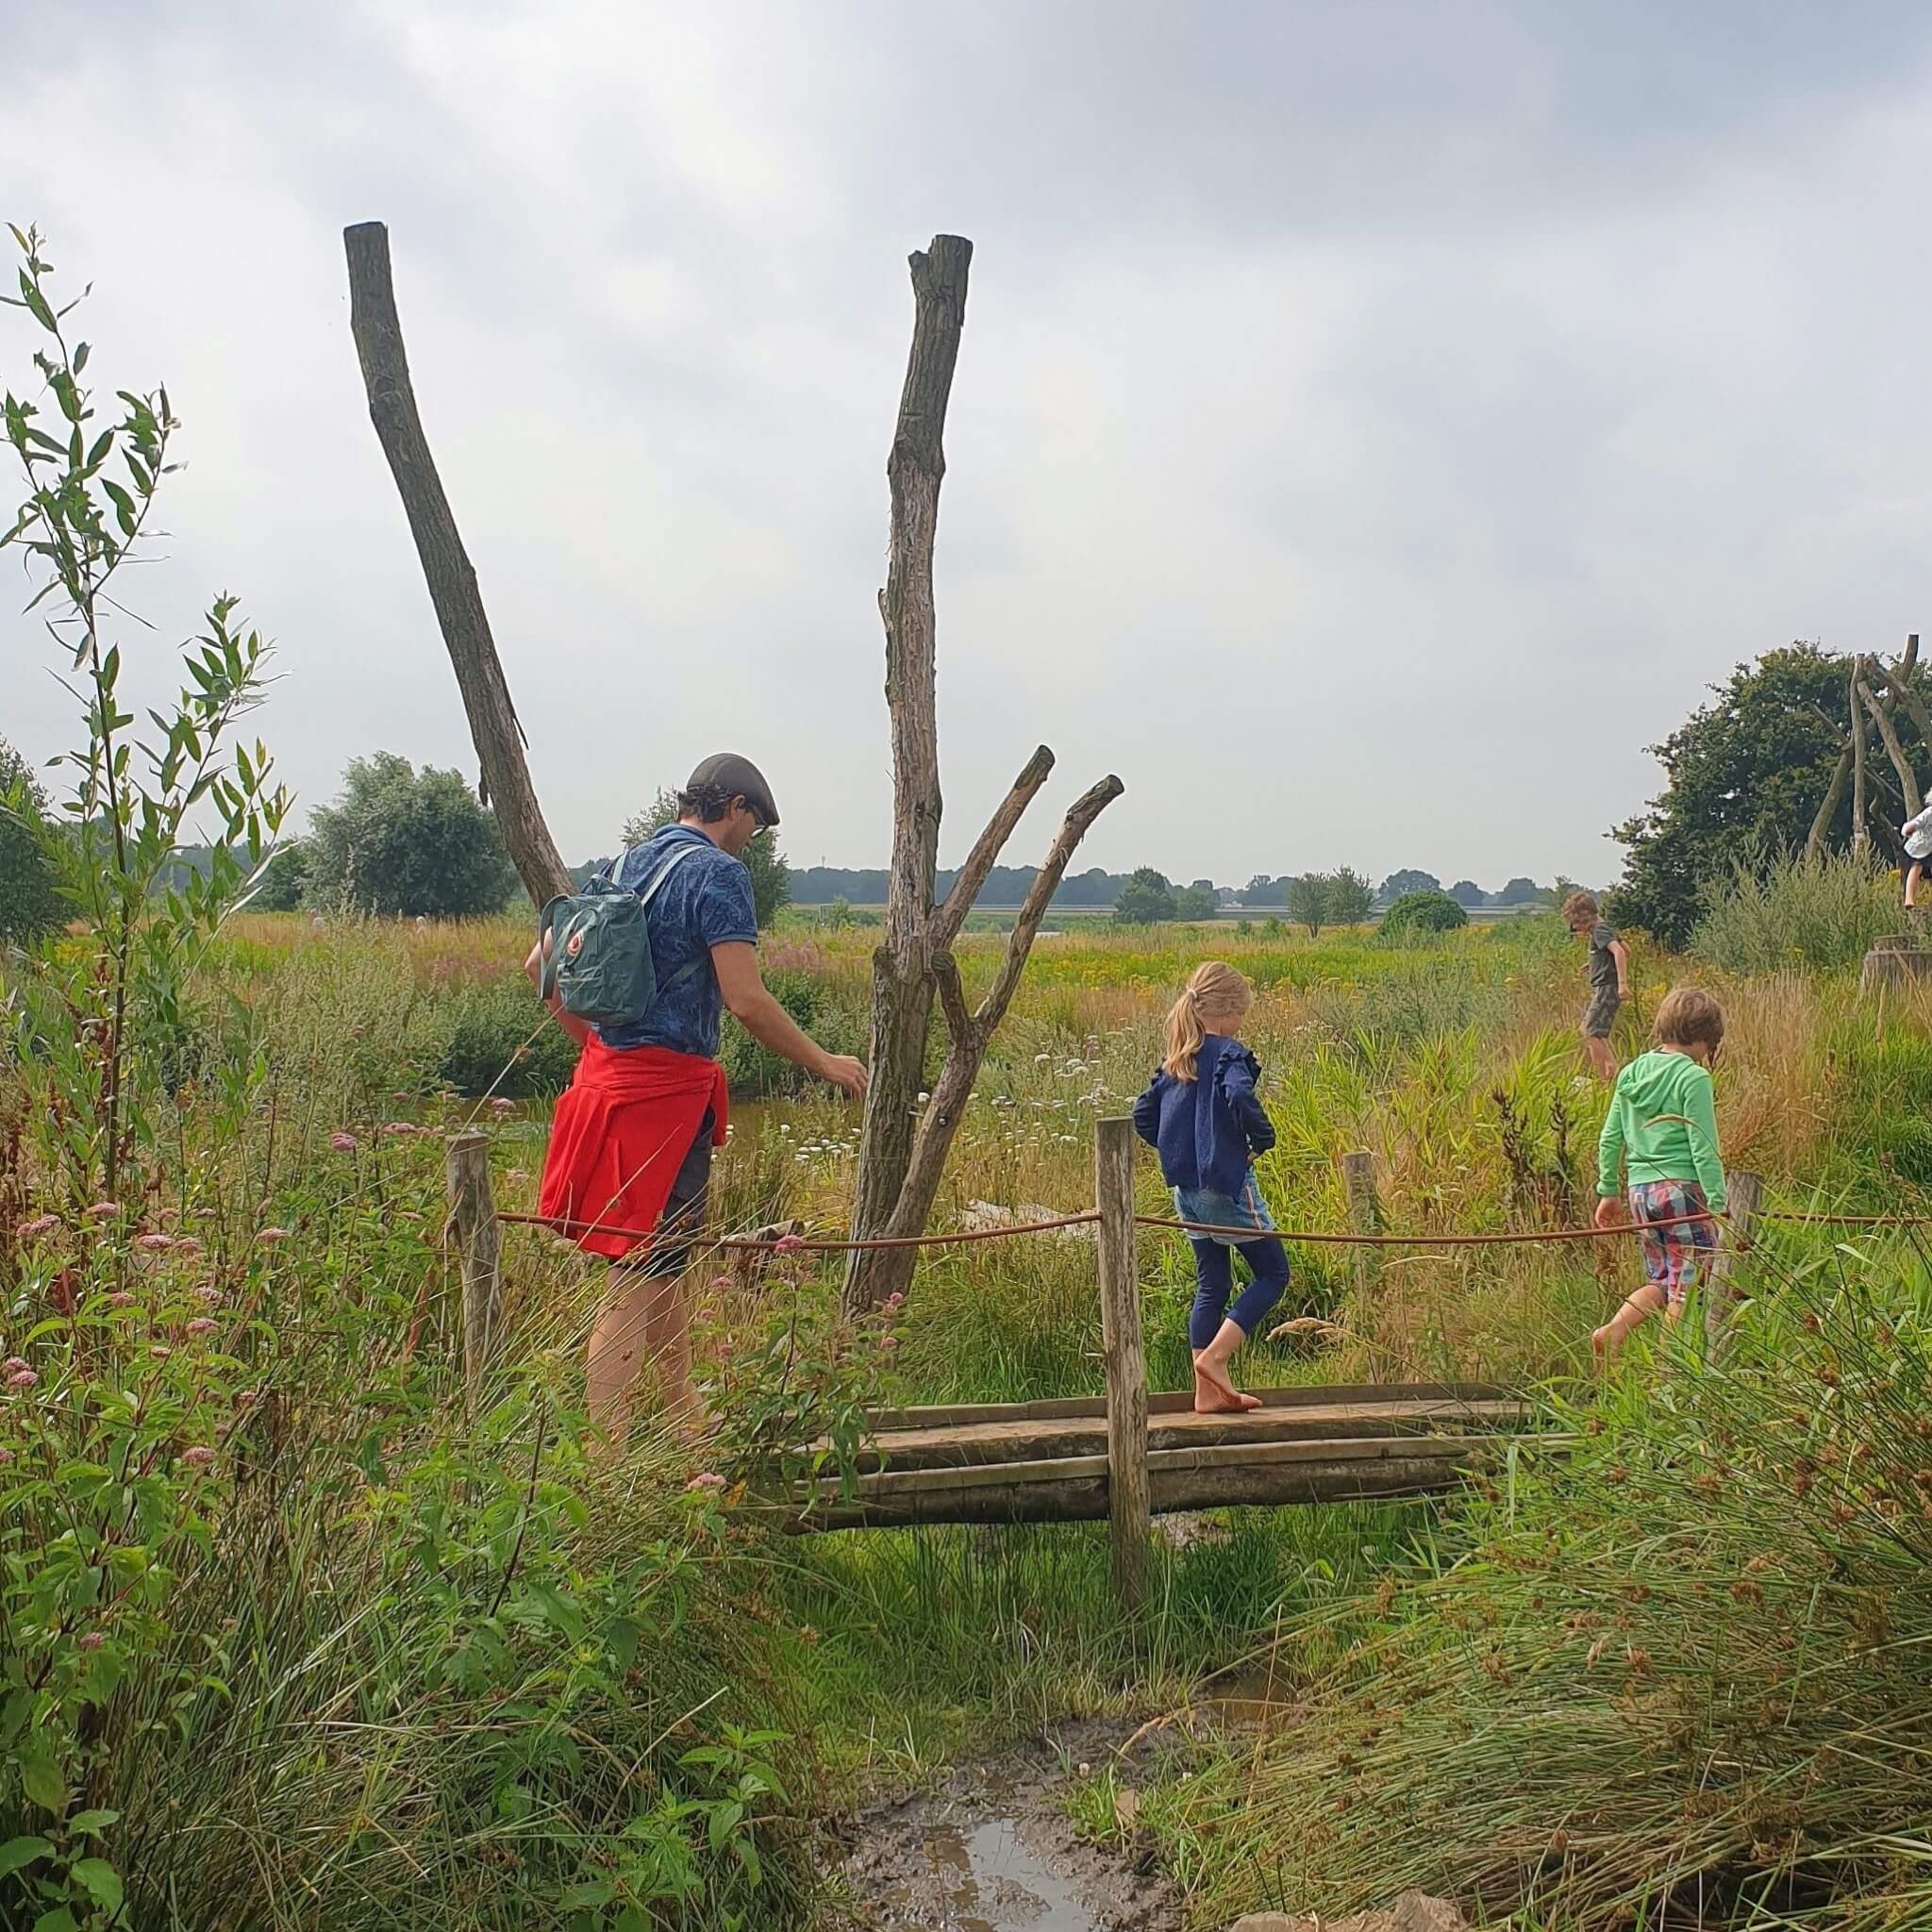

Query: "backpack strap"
(635, 840), (701, 908)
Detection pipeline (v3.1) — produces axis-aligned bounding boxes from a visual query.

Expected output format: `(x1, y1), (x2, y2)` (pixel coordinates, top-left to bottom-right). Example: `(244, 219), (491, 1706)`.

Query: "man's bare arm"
(712, 941), (867, 1096)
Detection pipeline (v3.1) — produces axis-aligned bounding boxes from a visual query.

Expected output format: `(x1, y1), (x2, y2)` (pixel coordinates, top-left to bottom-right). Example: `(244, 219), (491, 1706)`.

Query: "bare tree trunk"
(343, 222), (573, 908)
(1805, 743), (1853, 861)
(845, 238), (974, 1287)
(1857, 672), (1921, 818)
(1851, 656), (1871, 856)
(1879, 635), (1932, 770)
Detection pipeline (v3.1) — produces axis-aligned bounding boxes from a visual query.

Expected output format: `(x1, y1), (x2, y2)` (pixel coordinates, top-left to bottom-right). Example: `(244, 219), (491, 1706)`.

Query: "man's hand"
(817, 1053), (869, 1098)
(1594, 1194), (1624, 1232)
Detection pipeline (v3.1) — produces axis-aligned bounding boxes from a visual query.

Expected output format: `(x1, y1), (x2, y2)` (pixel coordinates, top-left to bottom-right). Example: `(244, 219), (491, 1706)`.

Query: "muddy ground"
(834, 1717), (1190, 1932)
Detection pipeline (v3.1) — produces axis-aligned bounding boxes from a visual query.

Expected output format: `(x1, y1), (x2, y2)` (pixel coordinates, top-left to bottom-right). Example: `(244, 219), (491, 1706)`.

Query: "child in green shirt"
(1591, 986), (1726, 1365)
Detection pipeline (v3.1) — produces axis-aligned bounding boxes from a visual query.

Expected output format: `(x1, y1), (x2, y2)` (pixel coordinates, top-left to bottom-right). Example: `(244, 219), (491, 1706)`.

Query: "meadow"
(6, 900), (1932, 1929)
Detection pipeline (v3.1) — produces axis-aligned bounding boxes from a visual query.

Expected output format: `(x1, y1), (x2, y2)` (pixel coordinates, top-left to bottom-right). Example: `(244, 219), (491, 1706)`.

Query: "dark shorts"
(624, 1108), (713, 1277)
(1582, 988), (1621, 1040)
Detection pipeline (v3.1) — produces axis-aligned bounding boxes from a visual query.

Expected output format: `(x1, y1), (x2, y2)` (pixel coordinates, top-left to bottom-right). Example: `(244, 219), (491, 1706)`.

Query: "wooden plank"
(860, 1379), (1509, 1434)
(1096, 1115), (1150, 1612)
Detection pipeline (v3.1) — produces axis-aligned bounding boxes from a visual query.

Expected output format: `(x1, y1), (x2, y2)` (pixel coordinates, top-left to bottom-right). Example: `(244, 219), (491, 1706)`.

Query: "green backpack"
(537, 842), (702, 1032)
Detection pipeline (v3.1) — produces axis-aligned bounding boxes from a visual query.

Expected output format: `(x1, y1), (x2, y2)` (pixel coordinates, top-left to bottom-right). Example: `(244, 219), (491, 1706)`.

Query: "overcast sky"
(6, 1), (1932, 890)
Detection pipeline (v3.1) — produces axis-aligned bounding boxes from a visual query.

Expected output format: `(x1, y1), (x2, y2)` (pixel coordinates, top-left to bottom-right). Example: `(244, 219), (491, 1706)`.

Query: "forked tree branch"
(930, 744), (1056, 950)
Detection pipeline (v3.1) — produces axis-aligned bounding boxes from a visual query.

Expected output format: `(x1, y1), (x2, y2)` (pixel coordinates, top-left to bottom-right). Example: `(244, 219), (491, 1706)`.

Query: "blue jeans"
(1188, 1233), (1291, 1349)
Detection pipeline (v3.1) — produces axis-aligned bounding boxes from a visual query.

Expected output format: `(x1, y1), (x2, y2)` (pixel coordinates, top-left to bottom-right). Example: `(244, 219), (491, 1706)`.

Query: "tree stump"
(1860, 934), (1932, 993)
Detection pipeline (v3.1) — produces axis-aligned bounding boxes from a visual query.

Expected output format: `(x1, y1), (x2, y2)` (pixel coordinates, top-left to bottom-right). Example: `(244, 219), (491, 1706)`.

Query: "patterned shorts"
(1630, 1179), (1716, 1306)
(1582, 988), (1621, 1040)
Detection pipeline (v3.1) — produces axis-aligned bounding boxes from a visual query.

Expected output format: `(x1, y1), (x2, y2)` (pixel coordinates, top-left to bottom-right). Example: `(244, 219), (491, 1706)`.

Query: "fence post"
(1341, 1151), (1381, 1296)
(446, 1129), (504, 1403)
(1094, 1115), (1150, 1614)
(1706, 1168), (1761, 1359)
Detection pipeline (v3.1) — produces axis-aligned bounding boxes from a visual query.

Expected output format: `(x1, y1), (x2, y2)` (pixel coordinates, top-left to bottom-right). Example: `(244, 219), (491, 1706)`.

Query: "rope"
(495, 1207), (1102, 1252)
(1762, 1208), (1932, 1227)
(1136, 1212), (1722, 1247)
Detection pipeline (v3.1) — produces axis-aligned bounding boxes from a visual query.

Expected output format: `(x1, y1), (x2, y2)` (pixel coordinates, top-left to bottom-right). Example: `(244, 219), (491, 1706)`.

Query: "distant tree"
(305, 753), (519, 918)
(1449, 879), (1486, 908)
(1489, 876), (1541, 906)
(1609, 645), (1874, 945)
(0, 737), (64, 944)
(1324, 867), (1374, 926)
(1378, 868), (1441, 904)
(1285, 873), (1330, 937)
(1239, 874), (1285, 907)
(247, 840), (308, 912)
(622, 788), (791, 928)
(1113, 867), (1177, 925)
(1173, 882), (1218, 922)
(1380, 888), (1469, 940)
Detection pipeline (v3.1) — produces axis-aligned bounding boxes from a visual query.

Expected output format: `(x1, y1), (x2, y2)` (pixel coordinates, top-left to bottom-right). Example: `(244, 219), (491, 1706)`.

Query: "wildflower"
(193, 1285), (222, 1306)
(174, 1238), (202, 1257)
(108, 1291), (137, 1309)
(491, 1097), (515, 1112)
(257, 1227), (290, 1244)
(151, 1345), (173, 1361)
(883, 1292), (906, 1312)
(136, 1232), (175, 1252)
(77, 1631), (104, 1651)
(13, 1215), (59, 1240)
(186, 1318), (217, 1339)
(330, 1132), (358, 1152)
(85, 1201), (122, 1219)
(8, 1369), (38, 1391)
(2, 1357), (25, 1375)
(234, 1390), (258, 1407)
(878, 1334), (898, 1352)
(180, 1445), (215, 1469)
(773, 1233), (807, 1254)
(0, 1448), (13, 1465)
(688, 1472), (726, 1492)
(382, 1123), (415, 1137)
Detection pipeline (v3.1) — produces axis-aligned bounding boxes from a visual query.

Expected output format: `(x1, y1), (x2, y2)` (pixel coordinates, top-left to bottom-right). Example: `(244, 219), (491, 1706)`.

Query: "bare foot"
(1194, 1359), (1261, 1414)
(1591, 1325), (1608, 1371)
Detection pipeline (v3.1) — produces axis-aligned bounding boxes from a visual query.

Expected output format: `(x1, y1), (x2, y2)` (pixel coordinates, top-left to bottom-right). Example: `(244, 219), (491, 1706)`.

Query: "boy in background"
(1563, 891), (1629, 1079)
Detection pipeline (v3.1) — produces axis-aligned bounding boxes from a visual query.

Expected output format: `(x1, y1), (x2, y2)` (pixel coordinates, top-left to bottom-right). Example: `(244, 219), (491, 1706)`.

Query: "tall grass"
(1692, 850), (1899, 976)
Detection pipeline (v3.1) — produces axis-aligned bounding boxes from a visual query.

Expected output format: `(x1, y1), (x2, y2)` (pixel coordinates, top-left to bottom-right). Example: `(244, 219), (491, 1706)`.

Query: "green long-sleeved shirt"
(1596, 1048), (1725, 1210)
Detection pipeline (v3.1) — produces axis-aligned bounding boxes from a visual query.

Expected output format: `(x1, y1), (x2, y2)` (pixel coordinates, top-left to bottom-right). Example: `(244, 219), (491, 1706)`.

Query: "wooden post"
(1706, 1168), (1762, 1359)
(1341, 1151), (1382, 1296)
(447, 1130), (504, 1401)
(1851, 657), (1871, 857)
(343, 223), (574, 909)
(1094, 1116), (1150, 1613)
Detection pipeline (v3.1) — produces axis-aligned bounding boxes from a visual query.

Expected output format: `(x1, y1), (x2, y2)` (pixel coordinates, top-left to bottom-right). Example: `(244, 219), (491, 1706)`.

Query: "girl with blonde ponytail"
(1133, 962), (1291, 1414)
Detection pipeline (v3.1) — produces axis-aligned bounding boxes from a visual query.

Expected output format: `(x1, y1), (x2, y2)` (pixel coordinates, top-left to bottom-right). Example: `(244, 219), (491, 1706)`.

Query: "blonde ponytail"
(1161, 960), (1254, 1081)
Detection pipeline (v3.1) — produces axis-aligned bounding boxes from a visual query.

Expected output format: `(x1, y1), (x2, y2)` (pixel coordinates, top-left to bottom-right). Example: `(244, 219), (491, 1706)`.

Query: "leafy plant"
(0, 737), (64, 946)
(1378, 889), (1469, 941)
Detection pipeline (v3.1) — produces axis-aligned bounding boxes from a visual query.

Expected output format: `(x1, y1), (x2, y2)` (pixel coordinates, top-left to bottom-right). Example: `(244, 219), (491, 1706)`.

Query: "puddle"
(888, 1816), (1102, 1931)
(842, 1720), (1180, 1932)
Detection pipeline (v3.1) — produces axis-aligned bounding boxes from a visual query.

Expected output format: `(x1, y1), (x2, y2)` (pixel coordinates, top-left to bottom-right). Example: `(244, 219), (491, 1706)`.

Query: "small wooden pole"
(446, 1129), (504, 1401)
(1341, 1151), (1382, 1296)
(1851, 657), (1871, 856)
(1094, 1116), (1150, 1613)
(1706, 1168), (1762, 1359)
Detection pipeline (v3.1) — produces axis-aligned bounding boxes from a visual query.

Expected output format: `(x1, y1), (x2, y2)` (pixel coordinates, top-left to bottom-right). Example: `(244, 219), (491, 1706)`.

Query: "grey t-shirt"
(597, 825), (758, 1058)
(1587, 922), (1621, 994)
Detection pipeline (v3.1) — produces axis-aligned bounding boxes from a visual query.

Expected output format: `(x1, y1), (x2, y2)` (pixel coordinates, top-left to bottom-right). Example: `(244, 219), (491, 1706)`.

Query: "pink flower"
(150, 1345), (173, 1361)
(878, 1335), (899, 1353)
(0, 1447), (14, 1466)
(234, 1390), (258, 1407)
(13, 1215), (59, 1240)
(185, 1318), (217, 1338)
(174, 1238), (202, 1257)
(382, 1123), (415, 1137)
(710, 1275), (734, 1291)
(193, 1285), (222, 1306)
(85, 1201), (122, 1220)
(688, 1472), (726, 1492)
(490, 1097), (515, 1113)
(883, 1292), (906, 1312)
(773, 1233), (807, 1254)
(330, 1132), (358, 1152)
(77, 1631), (104, 1651)
(8, 1369), (38, 1391)
(257, 1227), (289, 1244)
(136, 1232), (175, 1252)
(181, 1445), (215, 1468)
(694, 1306), (719, 1324)
(2, 1357), (25, 1375)
(108, 1291), (137, 1309)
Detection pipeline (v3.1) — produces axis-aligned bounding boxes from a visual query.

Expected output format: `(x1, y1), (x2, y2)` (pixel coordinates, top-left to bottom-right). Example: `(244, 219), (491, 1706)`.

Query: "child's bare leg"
(1592, 1283), (1665, 1366)
(1584, 1032), (1616, 1081)
(1908, 860), (1924, 910)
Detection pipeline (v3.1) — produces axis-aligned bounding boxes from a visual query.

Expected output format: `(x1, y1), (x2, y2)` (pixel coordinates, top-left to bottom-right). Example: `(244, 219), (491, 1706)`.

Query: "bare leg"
(586, 1265), (657, 1452)
(1592, 1283), (1666, 1368)
(642, 1267), (699, 1428)
(1193, 1319), (1263, 1413)
(1908, 860), (1924, 910)
(1584, 1033), (1617, 1081)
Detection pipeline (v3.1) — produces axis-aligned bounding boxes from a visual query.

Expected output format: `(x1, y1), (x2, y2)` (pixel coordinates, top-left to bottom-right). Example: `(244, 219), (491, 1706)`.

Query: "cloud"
(6, 0), (1932, 891)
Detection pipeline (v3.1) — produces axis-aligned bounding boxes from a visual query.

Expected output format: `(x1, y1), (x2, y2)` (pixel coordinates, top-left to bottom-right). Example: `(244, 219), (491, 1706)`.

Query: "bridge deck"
(791, 1382), (1534, 1531)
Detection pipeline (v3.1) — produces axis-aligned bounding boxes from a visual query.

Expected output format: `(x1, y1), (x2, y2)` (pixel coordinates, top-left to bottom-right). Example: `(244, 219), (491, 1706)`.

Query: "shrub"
(1691, 848), (1897, 975)
(1377, 889), (1469, 941)
(0, 737), (63, 945)
(436, 970), (579, 1097)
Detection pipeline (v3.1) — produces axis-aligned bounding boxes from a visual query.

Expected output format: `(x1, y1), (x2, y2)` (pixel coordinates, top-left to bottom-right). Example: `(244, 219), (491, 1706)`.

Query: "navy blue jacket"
(1131, 1035), (1276, 1197)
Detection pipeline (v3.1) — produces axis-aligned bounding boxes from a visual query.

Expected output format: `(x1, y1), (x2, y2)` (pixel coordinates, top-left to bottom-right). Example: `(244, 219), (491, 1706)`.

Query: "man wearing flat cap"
(531, 754), (866, 1441)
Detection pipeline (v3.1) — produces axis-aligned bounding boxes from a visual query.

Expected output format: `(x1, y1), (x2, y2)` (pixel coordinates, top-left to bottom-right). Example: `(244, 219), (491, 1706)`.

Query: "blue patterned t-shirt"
(597, 825), (758, 1058)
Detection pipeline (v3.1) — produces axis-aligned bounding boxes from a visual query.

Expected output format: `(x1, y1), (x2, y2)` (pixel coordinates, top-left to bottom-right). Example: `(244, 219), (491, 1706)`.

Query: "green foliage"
(1172, 882), (1217, 922)
(623, 788), (791, 929)
(1690, 847), (1899, 975)
(1377, 868), (1440, 902)
(1377, 889), (1469, 941)
(245, 836), (307, 911)
(435, 969), (579, 1098)
(0, 737), (63, 945)
(1285, 873), (1330, 937)
(1112, 866), (1176, 925)
(305, 753), (516, 918)
(1324, 867), (1374, 927)
(1610, 644), (1905, 944)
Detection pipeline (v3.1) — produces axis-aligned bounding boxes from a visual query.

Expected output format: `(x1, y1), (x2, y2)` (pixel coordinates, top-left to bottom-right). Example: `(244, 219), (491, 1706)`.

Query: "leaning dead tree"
(843, 237), (1123, 1310)
(343, 221), (571, 908)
